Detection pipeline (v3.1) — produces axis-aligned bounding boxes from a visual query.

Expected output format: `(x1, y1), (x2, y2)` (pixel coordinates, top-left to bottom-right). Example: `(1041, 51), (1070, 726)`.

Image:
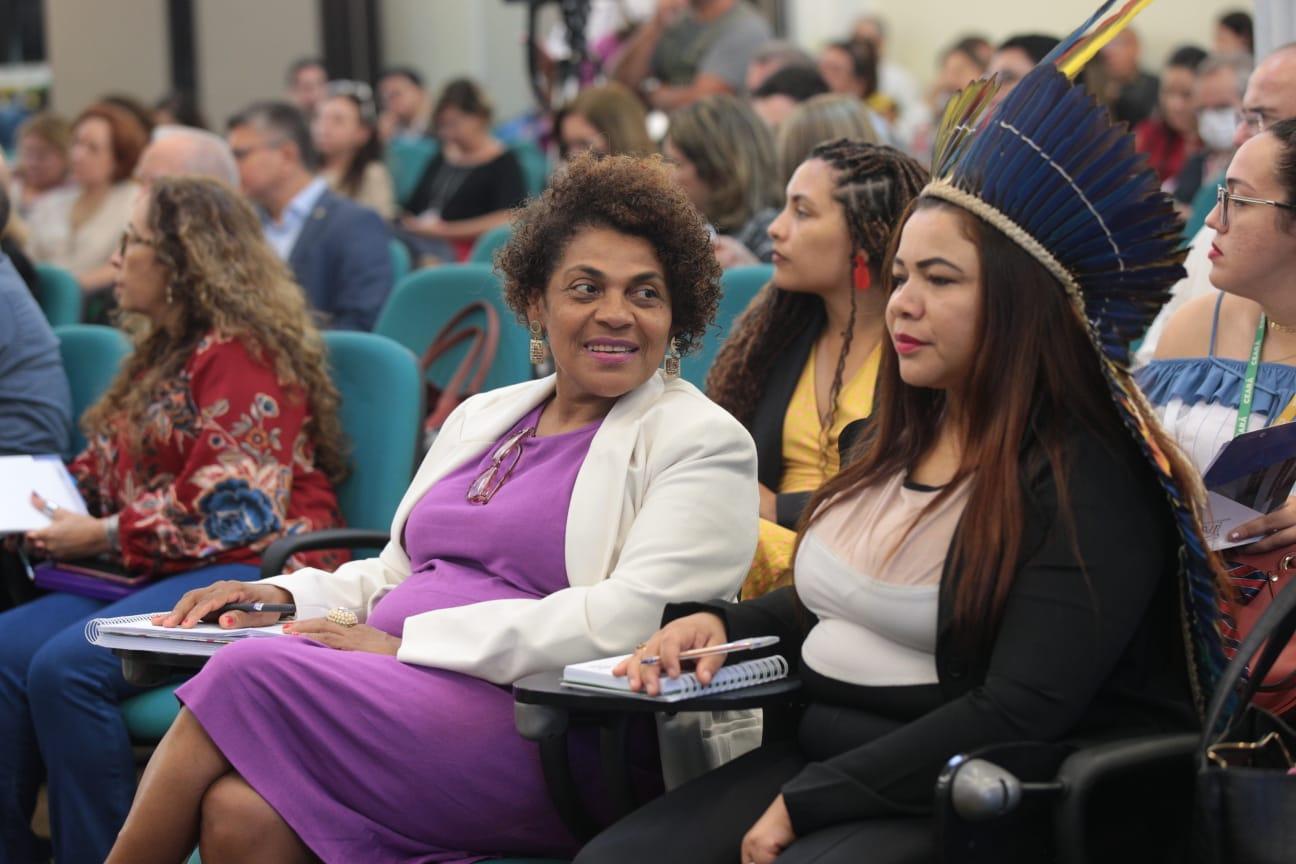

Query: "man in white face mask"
(1138, 46), (1296, 365)
(1171, 54), (1251, 228)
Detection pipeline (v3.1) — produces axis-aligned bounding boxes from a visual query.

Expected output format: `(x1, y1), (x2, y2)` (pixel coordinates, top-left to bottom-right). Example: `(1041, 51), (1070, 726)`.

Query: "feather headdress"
(923, 0), (1227, 714)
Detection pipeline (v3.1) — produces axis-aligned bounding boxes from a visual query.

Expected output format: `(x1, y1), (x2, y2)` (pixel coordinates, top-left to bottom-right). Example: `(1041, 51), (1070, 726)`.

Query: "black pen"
(214, 602), (296, 616)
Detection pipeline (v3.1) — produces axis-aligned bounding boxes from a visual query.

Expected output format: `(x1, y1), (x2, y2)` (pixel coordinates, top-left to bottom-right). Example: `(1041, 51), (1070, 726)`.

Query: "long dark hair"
(330, 91), (383, 199)
(800, 196), (1202, 648)
(706, 140), (928, 433)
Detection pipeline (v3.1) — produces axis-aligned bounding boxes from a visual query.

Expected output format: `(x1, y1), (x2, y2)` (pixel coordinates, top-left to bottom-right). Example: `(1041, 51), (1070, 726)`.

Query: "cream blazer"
(262, 372), (759, 684)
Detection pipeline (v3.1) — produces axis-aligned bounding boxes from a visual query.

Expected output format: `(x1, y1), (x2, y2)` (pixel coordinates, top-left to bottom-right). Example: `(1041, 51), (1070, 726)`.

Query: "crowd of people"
(0, 1), (1290, 862)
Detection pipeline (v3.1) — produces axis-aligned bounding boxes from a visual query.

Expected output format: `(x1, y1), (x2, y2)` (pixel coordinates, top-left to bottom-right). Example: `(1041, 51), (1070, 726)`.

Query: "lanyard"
(1235, 314), (1267, 438)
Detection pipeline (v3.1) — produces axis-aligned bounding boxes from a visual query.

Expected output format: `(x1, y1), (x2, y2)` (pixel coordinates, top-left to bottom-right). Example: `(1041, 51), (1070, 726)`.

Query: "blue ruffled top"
(1137, 356), (1296, 422)
(1137, 293), (1296, 423)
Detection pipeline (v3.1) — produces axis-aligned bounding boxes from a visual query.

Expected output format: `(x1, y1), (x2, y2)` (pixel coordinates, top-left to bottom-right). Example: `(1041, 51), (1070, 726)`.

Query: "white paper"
(1203, 491), (1267, 551)
(0, 455), (88, 533)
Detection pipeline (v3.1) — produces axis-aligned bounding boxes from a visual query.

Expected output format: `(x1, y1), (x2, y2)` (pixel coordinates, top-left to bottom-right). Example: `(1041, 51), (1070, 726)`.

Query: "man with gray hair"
(1139, 45), (1296, 363)
(134, 125), (240, 187)
(226, 101), (392, 331)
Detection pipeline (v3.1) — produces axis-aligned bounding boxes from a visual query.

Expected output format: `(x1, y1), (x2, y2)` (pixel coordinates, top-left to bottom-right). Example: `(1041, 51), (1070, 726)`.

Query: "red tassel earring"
(853, 256), (871, 292)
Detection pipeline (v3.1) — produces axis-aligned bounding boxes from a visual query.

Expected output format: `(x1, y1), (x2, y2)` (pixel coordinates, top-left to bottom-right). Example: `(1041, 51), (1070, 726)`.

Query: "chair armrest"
(513, 671), (803, 841)
(258, 529), (390, 579)
(1054, 732), (1197, 864)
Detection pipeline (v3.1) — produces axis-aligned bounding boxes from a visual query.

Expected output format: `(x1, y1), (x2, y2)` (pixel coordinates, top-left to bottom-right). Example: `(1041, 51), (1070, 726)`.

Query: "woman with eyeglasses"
(107, 154), (758, 864)
(1142, 118), (1296, 552)
(0, 177), (346, 864)
(312, 81), (397, 220)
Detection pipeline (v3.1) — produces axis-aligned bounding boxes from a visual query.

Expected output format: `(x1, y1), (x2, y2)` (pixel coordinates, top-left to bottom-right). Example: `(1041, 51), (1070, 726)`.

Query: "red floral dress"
(70, 333), (347, 576)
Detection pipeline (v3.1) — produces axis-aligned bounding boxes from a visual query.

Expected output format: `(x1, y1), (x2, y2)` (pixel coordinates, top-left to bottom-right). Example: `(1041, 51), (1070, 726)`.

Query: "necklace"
(1268, 317), (1296, 334)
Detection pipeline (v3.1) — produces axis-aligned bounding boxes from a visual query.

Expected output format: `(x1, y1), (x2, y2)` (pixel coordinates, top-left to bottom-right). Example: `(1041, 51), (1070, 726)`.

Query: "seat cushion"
(121, 682), (184, 742)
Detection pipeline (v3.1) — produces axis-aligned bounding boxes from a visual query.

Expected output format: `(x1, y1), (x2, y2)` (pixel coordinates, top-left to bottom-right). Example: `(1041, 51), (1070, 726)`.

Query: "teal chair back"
(680, 265), (774, 388)
(374, 264), (533, 394)
(468, 223), (513, 266)
(388, 237), (412, 287)
(36, 264), (82, 327)
(322, 331), (421, 531)
(54, 324), (130, 453)
(121, 332), (420, 751)
(510, 140), (549, 197)
(387, 137), (439, 208)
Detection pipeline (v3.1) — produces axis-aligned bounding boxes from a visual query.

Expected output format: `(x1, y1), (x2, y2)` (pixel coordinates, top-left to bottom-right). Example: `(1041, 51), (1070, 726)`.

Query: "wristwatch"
(103, 514), (121, 553)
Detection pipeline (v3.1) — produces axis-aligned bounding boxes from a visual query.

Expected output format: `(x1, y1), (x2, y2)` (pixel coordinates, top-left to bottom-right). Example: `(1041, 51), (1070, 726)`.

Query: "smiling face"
(886, 206), (983, 393)
(1205, 132), (1296, 303)
(110, 192), (172, 321)
(768, 158), (854, 297)
(529, 226), (674, 406)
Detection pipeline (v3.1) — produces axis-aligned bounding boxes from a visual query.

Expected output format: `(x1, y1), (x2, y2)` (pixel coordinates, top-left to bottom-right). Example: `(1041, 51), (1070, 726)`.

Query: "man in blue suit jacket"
(227, 101), (392, 331)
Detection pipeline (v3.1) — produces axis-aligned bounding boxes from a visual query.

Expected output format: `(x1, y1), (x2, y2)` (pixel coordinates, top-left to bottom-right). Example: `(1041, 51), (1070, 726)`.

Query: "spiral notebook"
(561, 653), (789, 703)
(85, 612), (286, 657)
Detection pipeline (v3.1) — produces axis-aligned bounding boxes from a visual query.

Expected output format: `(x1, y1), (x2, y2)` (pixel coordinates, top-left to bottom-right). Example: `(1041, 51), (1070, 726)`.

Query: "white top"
(27, 181), (137, 278)
(794, 472), (970, 687)
(1154, 397), (1272, 477)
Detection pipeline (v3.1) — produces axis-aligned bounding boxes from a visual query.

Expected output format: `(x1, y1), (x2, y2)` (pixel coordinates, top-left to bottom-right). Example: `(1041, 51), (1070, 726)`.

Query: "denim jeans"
(0, 563), (258, 864)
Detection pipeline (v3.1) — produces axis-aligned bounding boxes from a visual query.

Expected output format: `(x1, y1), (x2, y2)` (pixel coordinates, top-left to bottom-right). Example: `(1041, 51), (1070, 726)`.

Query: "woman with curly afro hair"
(708, 139), (928, 599)
(108, 154), (759, 864)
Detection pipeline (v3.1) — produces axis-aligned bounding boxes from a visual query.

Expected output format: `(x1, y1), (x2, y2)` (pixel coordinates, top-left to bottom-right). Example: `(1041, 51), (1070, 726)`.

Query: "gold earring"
(663, 338), (680, 379)
(529, 320), (547, 364)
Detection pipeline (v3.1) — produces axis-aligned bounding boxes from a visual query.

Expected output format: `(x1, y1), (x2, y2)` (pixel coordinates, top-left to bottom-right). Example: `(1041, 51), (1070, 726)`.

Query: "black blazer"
(747, 305), (825, 529)
(666, 425), (1197, 835)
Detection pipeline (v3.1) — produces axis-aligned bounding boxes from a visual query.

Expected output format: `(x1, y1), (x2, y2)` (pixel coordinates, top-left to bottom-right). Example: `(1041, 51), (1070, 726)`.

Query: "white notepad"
(561, 653), (789, 703)
(0, 455), (87, 533)
(85, 612), (286, 657)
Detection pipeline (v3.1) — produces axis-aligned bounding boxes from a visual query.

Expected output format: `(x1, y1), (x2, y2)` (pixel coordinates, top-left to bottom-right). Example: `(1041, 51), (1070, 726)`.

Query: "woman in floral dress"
(0, 177), (347, 864)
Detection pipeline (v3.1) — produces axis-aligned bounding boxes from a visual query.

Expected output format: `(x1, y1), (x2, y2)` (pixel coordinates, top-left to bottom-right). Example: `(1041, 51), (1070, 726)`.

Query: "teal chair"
(387, 137), (439, 209)
(510, 140), (549, 197)
(389, 237), (412, 289)
(36, 264), (83, 327)
(120, 332), (422, 743)
(53, 324), (131, 453)
(374, 264), (534, 394)
(680, 265), (774, 388)
(468, 223), (513, 266)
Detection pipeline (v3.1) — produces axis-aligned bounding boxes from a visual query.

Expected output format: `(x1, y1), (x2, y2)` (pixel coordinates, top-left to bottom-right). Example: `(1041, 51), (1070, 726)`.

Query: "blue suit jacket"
(287, 189), (393, 331)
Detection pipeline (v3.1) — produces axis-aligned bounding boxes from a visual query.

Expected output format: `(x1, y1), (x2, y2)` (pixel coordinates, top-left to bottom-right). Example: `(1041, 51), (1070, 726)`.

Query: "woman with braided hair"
(707, 138), (927, 597)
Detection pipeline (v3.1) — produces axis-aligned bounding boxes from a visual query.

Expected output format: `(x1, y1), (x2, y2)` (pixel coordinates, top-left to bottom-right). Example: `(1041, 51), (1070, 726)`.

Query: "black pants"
(573, 740), (933, 864)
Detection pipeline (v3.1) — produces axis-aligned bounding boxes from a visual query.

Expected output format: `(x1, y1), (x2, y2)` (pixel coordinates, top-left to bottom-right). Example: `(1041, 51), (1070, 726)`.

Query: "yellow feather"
(1058, 0), (1155, 80)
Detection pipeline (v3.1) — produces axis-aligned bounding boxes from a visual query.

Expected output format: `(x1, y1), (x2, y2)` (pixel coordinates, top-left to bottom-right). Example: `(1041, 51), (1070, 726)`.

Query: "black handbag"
(1195, 575), (1296, 864)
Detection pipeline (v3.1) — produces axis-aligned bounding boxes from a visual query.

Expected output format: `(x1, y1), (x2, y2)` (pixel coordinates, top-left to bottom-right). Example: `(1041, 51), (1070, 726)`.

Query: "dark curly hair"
(706, 140), (928, 428)
(497, 153), (722, 355)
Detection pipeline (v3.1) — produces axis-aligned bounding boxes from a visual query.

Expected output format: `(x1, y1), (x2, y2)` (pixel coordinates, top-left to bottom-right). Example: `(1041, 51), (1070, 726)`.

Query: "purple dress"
(177, 405), (606, 863)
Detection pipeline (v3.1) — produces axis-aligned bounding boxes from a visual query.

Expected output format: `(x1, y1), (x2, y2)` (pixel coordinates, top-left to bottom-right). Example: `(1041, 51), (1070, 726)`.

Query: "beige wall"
(790, 0), (1252, 88)
(45, 0), (169, 115)
(196, 0), (319, 127)
(382, 0), (532, 121)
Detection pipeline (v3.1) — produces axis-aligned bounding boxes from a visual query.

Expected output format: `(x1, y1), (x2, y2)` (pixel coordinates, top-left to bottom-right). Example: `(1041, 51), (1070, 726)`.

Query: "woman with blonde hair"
(665, 94), (781, 267)
(556, 82), (654, 162)
(0, 176), (347, 864)
(775, 93), (879, 186)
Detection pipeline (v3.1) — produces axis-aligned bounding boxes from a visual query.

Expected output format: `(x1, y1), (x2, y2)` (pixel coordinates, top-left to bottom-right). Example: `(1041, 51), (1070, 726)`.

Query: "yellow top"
(779, 342), (881, 494)
(744, 342), (880, 599)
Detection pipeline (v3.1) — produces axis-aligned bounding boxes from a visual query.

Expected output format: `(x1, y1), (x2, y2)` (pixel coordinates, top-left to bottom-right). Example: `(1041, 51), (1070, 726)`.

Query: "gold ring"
(634, 643), (647, 652)
(326, 608), (358, 628)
